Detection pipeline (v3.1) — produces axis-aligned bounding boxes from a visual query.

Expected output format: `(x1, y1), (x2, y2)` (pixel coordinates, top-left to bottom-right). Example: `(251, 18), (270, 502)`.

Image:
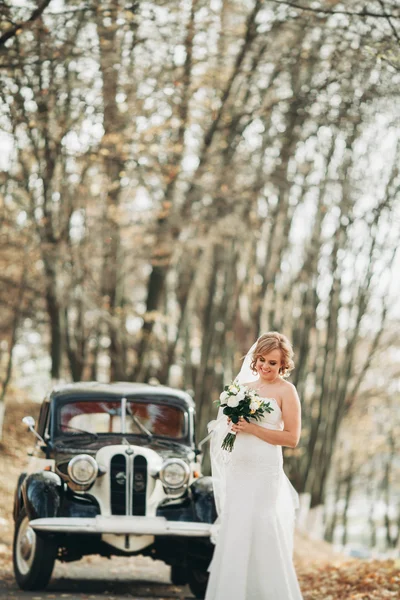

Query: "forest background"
(0, 0), (399, 554)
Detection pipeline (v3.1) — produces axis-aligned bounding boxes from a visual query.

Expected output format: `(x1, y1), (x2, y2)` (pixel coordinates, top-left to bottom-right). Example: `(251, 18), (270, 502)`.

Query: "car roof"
(48, 381), (195, 409)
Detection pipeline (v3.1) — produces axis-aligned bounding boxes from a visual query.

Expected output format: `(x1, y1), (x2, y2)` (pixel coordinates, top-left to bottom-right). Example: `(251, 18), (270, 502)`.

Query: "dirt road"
(0, 555), (195, 600)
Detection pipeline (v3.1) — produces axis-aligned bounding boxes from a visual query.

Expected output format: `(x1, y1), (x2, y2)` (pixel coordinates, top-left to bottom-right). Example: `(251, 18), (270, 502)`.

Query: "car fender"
(21, 471), (63, 521)
(13, 473), (27, 521)
(190, 477), (217, 524)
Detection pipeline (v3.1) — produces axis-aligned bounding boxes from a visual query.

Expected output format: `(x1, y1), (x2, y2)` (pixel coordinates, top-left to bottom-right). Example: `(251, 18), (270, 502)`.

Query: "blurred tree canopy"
(0, 0), (399, 508)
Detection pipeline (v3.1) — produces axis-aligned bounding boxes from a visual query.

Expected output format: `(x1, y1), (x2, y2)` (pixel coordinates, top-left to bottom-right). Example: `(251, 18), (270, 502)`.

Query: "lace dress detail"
(205, 398), (303, 600)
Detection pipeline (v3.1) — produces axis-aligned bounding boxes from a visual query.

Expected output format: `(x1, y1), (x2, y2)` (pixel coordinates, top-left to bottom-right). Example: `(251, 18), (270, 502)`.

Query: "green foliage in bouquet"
(217, 381), (274, 451)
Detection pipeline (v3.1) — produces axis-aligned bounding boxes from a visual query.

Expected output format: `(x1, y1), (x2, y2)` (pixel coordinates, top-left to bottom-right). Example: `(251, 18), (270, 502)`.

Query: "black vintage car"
(13, 382), (217, 597)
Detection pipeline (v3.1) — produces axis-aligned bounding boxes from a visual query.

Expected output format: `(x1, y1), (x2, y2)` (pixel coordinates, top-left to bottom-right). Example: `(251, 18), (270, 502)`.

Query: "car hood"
(52, 436), (194, 465)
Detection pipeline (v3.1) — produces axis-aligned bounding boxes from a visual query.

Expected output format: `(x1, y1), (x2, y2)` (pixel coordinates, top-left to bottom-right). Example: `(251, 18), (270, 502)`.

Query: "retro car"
(13, 382), (217, 597)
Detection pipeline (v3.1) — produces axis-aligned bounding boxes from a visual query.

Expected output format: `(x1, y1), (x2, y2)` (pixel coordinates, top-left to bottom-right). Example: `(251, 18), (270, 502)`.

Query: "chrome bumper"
(29, 515), (212, 537)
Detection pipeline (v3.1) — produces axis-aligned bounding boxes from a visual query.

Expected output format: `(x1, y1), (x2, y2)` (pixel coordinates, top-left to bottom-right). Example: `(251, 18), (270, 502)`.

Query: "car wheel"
(188, 566), (209, 598)
(171, 564), (189, 585)
(13, 507), (57, 590)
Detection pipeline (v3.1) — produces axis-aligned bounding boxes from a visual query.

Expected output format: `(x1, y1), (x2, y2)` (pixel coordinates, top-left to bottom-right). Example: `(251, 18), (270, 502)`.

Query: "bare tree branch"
(266, 0), (400, 20)
(0, 0), (52, 49)
(378, 0), (400, 42)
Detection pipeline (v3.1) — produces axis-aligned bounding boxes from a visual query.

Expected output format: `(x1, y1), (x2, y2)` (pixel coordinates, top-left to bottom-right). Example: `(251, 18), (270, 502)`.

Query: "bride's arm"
(232, 384), (301, 448)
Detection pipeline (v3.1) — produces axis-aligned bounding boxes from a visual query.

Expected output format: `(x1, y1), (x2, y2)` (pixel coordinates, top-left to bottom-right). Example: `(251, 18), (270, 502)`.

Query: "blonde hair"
(250, 331), (294, 378)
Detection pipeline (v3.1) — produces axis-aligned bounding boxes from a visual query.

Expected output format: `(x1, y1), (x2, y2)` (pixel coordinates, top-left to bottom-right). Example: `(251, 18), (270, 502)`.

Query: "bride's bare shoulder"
(280, 379), (299, 399)
(280, 379), (296, 391)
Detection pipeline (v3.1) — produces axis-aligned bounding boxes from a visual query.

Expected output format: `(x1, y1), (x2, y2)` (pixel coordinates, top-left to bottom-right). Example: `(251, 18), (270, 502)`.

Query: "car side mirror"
(23, 416), (35, 429)
(22, 416), (45, 445)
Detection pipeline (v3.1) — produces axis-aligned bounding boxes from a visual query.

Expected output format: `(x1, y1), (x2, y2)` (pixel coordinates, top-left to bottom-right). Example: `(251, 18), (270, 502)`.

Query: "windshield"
(55, 398), (187, 440)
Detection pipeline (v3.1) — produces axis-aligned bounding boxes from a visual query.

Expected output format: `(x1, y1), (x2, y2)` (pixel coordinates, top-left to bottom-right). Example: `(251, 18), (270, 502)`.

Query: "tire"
(13, 508), (57, 590)
(188, 567), (209, 599)
(171, 564), (189, 585)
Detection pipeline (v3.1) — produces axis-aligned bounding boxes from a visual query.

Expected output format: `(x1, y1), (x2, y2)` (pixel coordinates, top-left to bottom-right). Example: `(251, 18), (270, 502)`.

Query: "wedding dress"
(205, 396), (303, 600)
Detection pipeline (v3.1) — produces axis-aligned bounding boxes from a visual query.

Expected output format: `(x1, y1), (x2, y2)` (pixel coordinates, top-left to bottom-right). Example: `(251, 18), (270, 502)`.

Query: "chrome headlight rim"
(67, 454), (98, 486)
(159, 458), (190, 490)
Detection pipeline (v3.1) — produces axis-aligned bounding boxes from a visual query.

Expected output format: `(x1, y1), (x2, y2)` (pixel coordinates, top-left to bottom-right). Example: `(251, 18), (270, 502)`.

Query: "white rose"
(249, 400), (259, 412)
(228, 385), (238, 395)
(227, 395), (240, 408)
(236, 390), (246, 402)
(219, 390), (229, 403)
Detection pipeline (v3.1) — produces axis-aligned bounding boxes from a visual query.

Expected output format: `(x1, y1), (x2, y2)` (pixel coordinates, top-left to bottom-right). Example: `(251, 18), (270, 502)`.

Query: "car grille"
(110, 454), (126, 515)
(110, 453), (148, 516)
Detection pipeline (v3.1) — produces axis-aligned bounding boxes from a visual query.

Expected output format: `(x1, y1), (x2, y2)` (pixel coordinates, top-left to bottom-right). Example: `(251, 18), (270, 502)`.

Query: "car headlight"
(159, 459), (190, 489)
(68, 454), (98, 486)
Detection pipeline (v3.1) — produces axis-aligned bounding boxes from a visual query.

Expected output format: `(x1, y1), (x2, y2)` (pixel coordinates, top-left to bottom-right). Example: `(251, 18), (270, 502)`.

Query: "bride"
(205, 331), (303, 600)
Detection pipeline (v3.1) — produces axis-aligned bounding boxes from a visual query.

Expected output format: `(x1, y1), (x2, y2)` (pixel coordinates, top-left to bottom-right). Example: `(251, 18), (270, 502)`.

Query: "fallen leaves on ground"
(298, 559), (400, 599)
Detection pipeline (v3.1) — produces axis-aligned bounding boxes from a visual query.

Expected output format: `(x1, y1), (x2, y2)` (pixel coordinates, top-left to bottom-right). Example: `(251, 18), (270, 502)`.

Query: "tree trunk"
(0, 264), (27, 440)
(44, 273), (63, 380)
(96, 0), (127, 381)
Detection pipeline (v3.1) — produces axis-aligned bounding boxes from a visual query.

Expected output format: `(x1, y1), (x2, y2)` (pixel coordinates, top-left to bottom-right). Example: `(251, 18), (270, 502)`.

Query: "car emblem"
(122, 439), (134, 456)
(115, 472), (126, 485)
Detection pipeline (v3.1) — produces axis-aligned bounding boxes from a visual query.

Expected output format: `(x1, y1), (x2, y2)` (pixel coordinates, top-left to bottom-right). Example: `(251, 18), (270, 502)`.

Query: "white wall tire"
(13, 508), (57, 590)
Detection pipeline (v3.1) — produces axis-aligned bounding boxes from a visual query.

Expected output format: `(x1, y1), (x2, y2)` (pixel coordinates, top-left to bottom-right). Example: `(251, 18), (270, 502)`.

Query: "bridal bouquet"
(217, 381), (274, 452)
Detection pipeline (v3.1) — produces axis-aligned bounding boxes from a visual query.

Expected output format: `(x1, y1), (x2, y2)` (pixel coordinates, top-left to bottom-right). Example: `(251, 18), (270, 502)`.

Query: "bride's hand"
(230, 417), (254, 434)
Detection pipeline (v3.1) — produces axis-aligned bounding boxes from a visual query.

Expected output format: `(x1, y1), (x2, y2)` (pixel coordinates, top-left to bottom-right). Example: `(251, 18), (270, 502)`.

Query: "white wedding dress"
(205, 397), (303, 600)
